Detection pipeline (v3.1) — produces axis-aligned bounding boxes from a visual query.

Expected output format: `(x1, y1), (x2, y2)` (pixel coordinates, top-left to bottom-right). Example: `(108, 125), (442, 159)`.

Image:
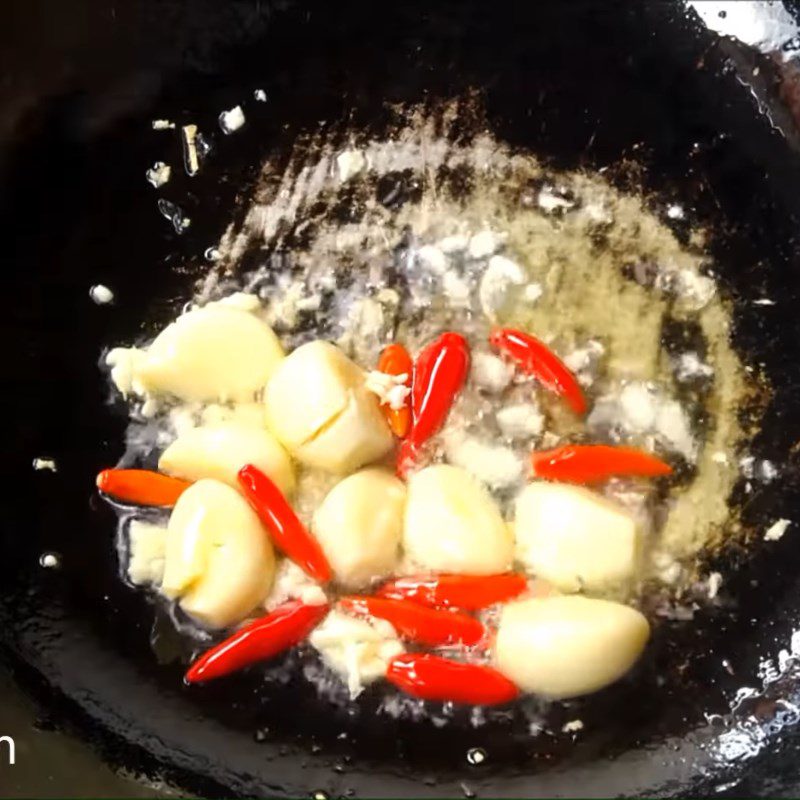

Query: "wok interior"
(5, 1), (800, 796)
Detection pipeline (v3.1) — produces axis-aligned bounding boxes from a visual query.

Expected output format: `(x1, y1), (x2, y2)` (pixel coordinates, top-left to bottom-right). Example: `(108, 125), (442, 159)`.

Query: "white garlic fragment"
(479, 254), (526, 321)
(443, 431), (523, 491)
(496, 403), (544, 440)
(313, 468), (406, 589)
(494, 596), (650, 698)
(265, 559), (327, 611)
(127, 520), (168, 586)
(336, 149), (367, 181)
(161, 480), (275, 628)
(218, 105), (246, 134)
(417, 244), (448, 275)
(159, 422), (295, 497)
(468, 230), (505, 259)
(145, 161), (171, 188)
(310, 610), (404, 699)
(403, 465), (513, 574)
(471, 352), (514, 393)
(514, 482), (641, 592)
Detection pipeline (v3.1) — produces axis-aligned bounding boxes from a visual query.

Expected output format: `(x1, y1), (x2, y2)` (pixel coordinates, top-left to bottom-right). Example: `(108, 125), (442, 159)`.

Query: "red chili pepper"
(398, 332), (470, 476)
(185, 600), (329, 684)
(376, 573), (527, 610)
(489, 327), (587, 415)
(386, 654), (519, 706)
(238, 464), (332, 583)
(531, 444), (673, 484)
(338, 596), (484, 647)
(377, 343), (413, 438)
(96, 468), (191, 506)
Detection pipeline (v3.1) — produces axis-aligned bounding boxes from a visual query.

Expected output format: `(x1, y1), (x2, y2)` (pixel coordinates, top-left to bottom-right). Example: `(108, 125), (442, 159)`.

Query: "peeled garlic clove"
(264, 341), (364, 450)
(403, 465), (513, 574)
(162, 479), (275, 628)
(514, 482), (640, 592)
(159, 422), (295, 497)
(294, 388), (393, 473)
(138, 306), (284, 402)
(494, 595), (650, 698)
(312, 468), (406, 588)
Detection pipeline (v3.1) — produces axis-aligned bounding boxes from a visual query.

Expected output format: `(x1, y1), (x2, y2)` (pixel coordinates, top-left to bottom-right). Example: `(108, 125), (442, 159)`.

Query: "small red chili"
(338, 595), (484, 647)
(531, 444), (672, 484)
(238, 464), (332, 583)
(185, 600), (329, 684)
(386, 653), (519, 706)
(96, 468), (191, 506)
(377, 343), (413, 438)
(398, 332), (470, 476)
(489, 327), (587, 415)
(376, 573), (527, 610)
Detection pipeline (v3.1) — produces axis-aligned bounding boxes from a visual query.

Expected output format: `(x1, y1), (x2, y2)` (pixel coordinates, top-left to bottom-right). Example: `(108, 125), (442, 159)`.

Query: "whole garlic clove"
(162, 479), (276, 628)
(514, 482), (640, 592)
(403, 465), (513, 574)
(138, 306), (284, 402)
(312, 468), (406, 589)
(494, 595), (650, 698)
(159, 422), (295, 497)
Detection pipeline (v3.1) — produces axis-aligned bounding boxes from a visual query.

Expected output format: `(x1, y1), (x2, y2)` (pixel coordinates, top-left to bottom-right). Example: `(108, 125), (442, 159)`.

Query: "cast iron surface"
(4, 1), (800, 796)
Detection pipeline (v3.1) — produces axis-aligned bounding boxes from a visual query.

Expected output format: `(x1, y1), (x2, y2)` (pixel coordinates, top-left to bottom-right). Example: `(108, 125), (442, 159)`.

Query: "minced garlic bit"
(336, 149), (367, 182)
(181, 124), (200, 176)
(365, 370), (410, 410)
(561, 719), (584, 734)
(89, 284), (115, 305)
(674, 352), (713, 382)
(416, 244), (447, 275)
(765, 519), (791, 542)
(707, 571), (723, 599)
(253, 89), (268, 102)
(538, 186), (575, 213)
(590, 382), (697, 461)
(479, 254), (526, 320)
(496, 403), (544, 441)
(146, 161), (171, 188)
(676, 269), (716, 311)
(151, 119), (175, 130)
(468, 230), (505, 259)
(266, 560), (327, 610)
(437, 233), (468, 253)
(219, 105), (246, 135)
(443, 431), (523, 490)
(309, 609), (404, 699)
(32, 457), (57, 472)
(523, 283), (543, 303)
(443, 270), (471, 309)
(39, 552), (60, 568)
(127, 520), (168, 586)
(106, 347), (147, 397)
(666, 203), (685, 220)
(471, 352), (514, 393)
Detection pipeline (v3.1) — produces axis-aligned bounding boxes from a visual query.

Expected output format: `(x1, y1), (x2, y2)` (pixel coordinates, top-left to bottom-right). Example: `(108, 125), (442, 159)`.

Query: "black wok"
(4, 1), (800, 796)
